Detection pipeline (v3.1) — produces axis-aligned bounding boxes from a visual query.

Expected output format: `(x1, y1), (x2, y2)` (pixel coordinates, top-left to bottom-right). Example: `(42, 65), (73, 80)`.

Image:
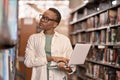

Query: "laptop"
(49, 43), (91, 69)
(68, 43), (91, 65)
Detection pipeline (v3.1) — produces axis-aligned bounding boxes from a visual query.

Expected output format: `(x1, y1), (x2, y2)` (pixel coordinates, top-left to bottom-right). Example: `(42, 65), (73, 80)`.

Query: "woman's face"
(39, 10), (58, 30)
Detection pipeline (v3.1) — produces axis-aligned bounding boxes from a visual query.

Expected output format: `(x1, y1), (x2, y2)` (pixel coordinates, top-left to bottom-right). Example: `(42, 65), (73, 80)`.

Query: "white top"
(24, 31), (74, 80)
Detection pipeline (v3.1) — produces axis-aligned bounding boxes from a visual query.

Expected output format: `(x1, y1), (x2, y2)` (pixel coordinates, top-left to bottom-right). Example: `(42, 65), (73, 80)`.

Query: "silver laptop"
(68, 43), (91, 65)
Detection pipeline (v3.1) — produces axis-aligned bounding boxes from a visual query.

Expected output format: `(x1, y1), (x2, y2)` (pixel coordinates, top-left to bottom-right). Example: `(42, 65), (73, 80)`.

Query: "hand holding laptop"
(57, 62), (72, 73)
(52, 56), (69, 64)
(48, 43), (91, 71)
(47, 56), (69, 64)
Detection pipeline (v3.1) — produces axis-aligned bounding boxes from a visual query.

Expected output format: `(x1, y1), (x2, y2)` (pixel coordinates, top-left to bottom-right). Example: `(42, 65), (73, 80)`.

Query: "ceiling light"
(112, 0), (117, 5)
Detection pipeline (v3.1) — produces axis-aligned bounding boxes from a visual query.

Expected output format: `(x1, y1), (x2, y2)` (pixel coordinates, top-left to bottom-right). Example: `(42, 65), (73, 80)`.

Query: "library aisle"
(0, 0), (120, 80)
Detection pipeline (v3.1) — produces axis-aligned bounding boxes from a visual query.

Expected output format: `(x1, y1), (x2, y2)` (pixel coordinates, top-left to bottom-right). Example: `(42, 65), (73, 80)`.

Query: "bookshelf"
(69, 0), (120, 80)
(0, 0), (18, 80)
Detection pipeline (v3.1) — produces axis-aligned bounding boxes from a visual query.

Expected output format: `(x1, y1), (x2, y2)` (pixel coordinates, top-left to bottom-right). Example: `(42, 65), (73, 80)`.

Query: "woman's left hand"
(57, 62), (72, 73)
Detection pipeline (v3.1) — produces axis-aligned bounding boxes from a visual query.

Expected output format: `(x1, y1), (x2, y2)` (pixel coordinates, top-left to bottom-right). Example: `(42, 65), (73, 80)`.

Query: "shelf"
(70, 3), (88, 14)
(0, 41), (17, 49)
(70, 24), (120, 34)
(0, 0), (18, 80)
(69, 0), (120, 80)
(69, 31), (78, 35)
(70, 9), (106, 24)
(77, 64), (86, 69)
(77, 74), (86, 80)
(70, 4), (120, 25)
(86, 59), (120, 70)
(85, 73), (102, 80)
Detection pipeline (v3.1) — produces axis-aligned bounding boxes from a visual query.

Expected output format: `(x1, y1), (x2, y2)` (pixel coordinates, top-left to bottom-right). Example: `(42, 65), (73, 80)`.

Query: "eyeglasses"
(39, 14), (58, 23)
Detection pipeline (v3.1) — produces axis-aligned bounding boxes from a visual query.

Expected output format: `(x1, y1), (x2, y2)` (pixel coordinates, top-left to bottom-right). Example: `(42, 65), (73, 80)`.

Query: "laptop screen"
(68, 43), (91, 65)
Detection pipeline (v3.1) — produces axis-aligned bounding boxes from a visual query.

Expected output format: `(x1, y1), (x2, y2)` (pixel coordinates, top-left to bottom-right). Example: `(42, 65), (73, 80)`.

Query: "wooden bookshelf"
(0, 0), (18, 80)
(69, 0), (120, 80)
(70, 4), (120, 25)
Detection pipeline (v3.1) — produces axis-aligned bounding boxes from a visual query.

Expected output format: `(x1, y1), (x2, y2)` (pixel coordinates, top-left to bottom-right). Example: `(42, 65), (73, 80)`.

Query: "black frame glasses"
(39, 14), (58, 23)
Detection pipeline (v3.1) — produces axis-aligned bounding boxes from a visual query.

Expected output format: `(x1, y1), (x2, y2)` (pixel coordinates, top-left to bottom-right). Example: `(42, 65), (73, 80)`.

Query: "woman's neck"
(44, 30), (55, 35)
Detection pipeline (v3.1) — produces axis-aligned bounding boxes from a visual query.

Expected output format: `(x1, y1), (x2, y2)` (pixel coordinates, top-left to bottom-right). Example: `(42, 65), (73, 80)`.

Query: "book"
(116, 49), (120, 66)
(116, 27), (120, 43)
(99, 66), (107, 79)
(94, 15), (99, 28)
(107, 68), (117, 80)
(0, 53), (3, 80)
(90, 32), (95, 44)
(104, 11), (109, 26)
(99, 12), (105, 27)
(77, 33), (81, 43)
(99, 12), (108, 27)
(116, 70), (120, 80)
(110, 28), (116, 44)
(86, 32), (90, 43)
(3, 50), (9, 80)
(81, 21), (87, 30)
(100, 29), (106, 44)
(81, 32), (86, 43)
(95, 31), (100, 44)
(74, 23), (81, 31)
(93, 64), (100, 77)
(117, 7), (120, 24)
(106, 28), (111, 44)
(106, 48), (117, 64)
(83, 8), (88, 17)
(106, 28), (117, 45)
(86, 17), (95, 29)
(108, 9), (117, 25)
(95, 49), (104, 61)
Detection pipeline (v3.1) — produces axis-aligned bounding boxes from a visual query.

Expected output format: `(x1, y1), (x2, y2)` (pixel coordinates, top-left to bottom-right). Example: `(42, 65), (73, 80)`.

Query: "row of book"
(69, 0), (120, 80)
(87, 47), (120, 65)
(71, 0), (120, 22)
(0, 48), (16, 80)
(71, 7), (120, 32)
(71, 27), (120, 45)
(86, 62), (120, 80)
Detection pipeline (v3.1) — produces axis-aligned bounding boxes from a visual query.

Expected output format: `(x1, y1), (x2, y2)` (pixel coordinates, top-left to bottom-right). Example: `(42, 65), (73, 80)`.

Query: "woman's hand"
(57, 62), (72, 73)
(52, 56), (69, 64)
(47, 56), (69, 64)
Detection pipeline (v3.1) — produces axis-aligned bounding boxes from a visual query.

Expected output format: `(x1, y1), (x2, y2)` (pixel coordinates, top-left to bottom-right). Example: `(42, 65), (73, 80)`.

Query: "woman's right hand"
(52, 56), (69, 64)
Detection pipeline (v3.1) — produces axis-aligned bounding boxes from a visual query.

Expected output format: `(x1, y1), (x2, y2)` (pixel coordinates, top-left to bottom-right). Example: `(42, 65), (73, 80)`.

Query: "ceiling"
(18, 0), (70, 20)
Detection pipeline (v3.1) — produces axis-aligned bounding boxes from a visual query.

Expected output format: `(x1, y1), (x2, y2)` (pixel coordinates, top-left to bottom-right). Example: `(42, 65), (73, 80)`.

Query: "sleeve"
(63, 37), (76, 74)
(24, 35), (47, 68)
(63, 37), (73, 59)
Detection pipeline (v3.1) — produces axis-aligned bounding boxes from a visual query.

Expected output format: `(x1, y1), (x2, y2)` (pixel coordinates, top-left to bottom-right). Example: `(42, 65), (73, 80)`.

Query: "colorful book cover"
(0, 53), (3, 80)
(108, 9), (117, 25)
(3, 50), (9, 80)
(117, 7), (120, 24)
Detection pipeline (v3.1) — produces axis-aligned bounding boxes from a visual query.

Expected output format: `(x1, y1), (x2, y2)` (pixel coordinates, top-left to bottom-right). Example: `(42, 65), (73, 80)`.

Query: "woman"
(24, 8), (75, 80)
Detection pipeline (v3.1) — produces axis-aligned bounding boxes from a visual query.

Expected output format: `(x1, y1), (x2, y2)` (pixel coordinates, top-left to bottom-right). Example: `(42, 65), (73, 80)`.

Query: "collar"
(40, 30), (59, 37)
